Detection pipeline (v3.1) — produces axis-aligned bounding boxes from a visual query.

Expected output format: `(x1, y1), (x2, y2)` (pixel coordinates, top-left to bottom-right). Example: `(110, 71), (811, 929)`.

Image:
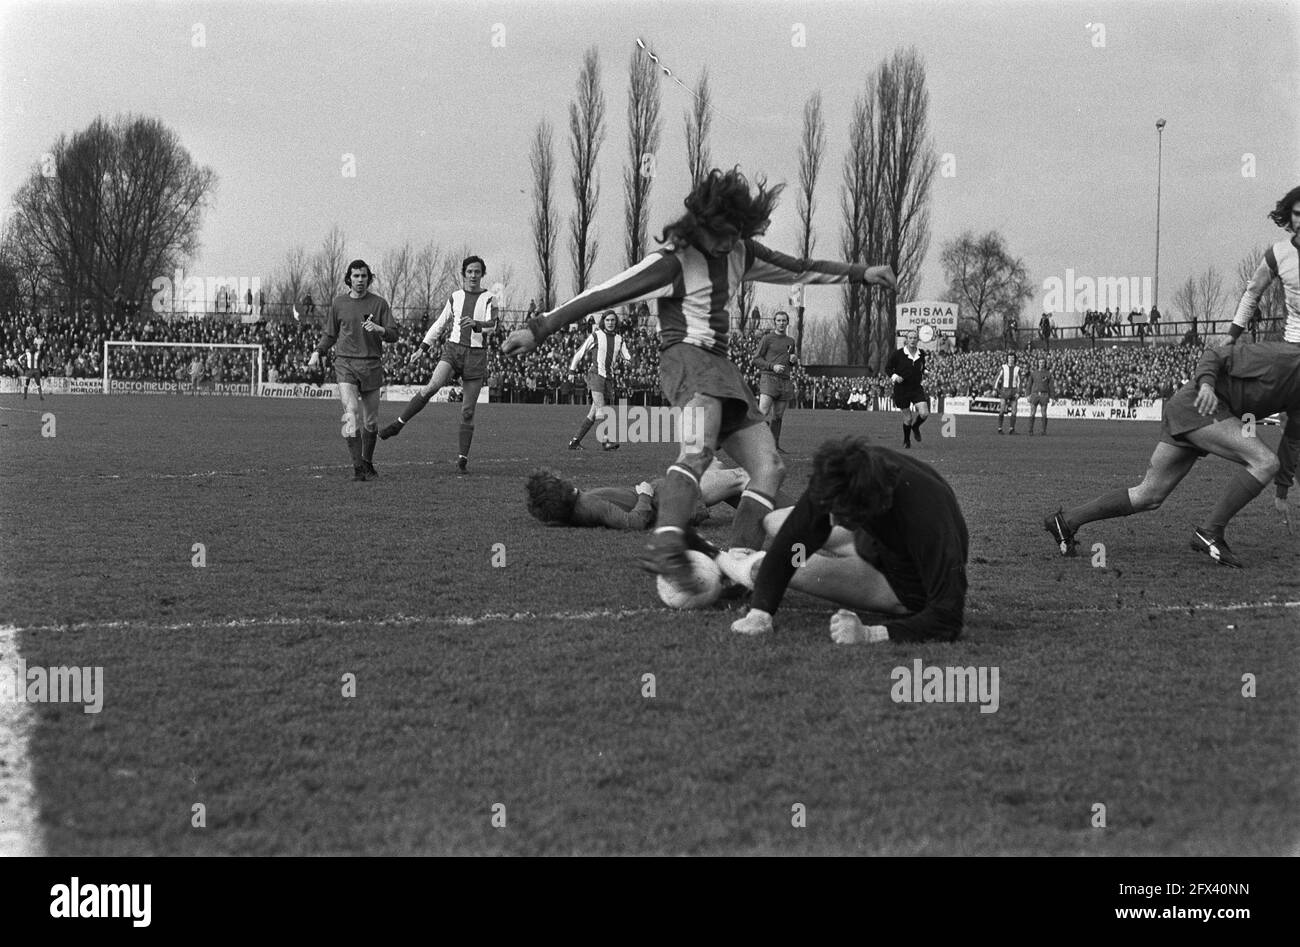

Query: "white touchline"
(0, 625), (44, 858)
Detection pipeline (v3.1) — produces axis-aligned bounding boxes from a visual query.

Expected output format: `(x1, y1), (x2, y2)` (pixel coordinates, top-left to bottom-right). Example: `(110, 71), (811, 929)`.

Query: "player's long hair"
(658, 167), (784, 249)
(807, 436), (901, 525)
(1268, 185), (1300, 230)
(525, 469), (579, 525)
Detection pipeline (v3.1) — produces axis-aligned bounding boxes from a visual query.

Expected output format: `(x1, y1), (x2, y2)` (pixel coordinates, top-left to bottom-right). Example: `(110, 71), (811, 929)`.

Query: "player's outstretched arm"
(1229, 258), (1274, 341)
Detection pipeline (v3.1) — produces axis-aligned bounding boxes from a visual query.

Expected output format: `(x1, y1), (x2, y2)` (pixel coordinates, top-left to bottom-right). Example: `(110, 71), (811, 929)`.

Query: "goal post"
(103, 340), (264, 395)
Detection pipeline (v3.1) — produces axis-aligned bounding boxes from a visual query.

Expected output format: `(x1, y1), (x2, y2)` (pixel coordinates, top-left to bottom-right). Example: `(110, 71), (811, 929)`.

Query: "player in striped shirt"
(503, 167), (896, 590)
(379, 256), (497, 473)
(567, 310), (631, 451)
(994, 353), (1023, 434)
(22, 327), (43, 401)
(1229, 185), (1300, 345)
(754, 311), (798, 452)
(307, 260), (398, 481)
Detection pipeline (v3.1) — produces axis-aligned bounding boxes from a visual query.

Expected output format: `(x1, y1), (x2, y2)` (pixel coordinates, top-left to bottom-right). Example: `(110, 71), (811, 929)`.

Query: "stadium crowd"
(3, 306), (1204, 406)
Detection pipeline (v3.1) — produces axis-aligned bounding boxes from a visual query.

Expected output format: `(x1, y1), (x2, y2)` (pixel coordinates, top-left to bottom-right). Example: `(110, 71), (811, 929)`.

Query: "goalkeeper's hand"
(829, 609), (888, 645)
(731, 608), (773, 636)
(635, 481), (655, 497)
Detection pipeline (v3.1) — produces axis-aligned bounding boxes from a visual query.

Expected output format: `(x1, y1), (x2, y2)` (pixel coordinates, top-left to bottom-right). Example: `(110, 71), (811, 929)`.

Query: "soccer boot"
(567, 438), (586, 450)
(1044, 509), (1078, 557)
(378, 420), (404, 439)
(456, 454), (468, 474)
(353, 465), (368, 482)
(912, 423), (922, 443)
(363, 460), (379, 480)
(716, 548), (766, 590)
(1190, 528), (1243, 568)
(600, 441), (620, 451)
(637, 529), (704, 594)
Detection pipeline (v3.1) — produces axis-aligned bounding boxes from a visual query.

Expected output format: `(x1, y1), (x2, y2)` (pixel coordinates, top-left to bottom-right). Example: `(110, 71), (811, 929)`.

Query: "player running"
(22, 327), (43, 401)
(306, 260), (398, 481)
(1045, 340), (1300, 567)
(754, 310), (798, 453)
(885, 328), (929, 448)
(567, 310), (631, 451)
(379, 256), (497, 474)
(1229, 185), (1300, 345)
(722, 435), (970, 644)
(503, 166), (896, 592)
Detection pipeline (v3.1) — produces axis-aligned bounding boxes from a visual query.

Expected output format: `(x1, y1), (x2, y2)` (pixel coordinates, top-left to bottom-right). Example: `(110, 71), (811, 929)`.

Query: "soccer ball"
(656, 551), (723, 609)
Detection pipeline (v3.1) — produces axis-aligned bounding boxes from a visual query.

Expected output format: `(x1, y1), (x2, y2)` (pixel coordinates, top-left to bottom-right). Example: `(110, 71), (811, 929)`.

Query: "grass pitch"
(1, 395), (1296, 855)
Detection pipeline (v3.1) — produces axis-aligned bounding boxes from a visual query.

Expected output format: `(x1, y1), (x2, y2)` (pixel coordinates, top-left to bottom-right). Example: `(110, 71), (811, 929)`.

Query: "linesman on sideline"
(307, 260), (397, 481)
(380, 255), (497, 474)
(1046, 340), (1300, 567)
(1229, 185), (1300, 346)
(885, 328), (929, 448)
(568, 310), (631, 451)
(722, 436), (969, 644)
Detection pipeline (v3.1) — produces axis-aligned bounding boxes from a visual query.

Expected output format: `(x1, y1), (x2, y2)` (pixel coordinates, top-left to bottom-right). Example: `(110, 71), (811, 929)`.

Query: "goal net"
(102, 340), (264, 395)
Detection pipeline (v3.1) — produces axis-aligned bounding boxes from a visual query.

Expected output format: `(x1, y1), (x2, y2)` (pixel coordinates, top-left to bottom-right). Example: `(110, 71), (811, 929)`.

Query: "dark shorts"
(999, 389), (1019, 407)
(759, 371), (794, 400)
(335, 356), (384, 393)
(1028, 392), (1050, 408)
(658, 342), (766, 443)
(439, 342), (488, 382)
(892, 387), (927, 411)
(25, 367), (42, 381)
(1159, 382), (1234, 455)
(586, 370), (615, 401)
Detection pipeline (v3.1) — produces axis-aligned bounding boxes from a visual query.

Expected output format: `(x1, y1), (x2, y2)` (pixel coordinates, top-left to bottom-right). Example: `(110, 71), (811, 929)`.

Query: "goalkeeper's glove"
(731, 608), (773, 636)
(829, 610), (889, 645)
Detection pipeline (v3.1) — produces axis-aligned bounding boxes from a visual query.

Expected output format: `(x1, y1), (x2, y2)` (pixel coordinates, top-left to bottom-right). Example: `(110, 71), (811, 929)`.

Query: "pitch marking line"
(0, 625), (43, 857)
(8, 600), (1299, 635)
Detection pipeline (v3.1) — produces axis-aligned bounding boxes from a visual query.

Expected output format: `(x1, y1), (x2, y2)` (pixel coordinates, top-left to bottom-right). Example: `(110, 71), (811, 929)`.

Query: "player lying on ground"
(503, 166), (895, 594)
(1228, 185), (1300, 345)
(1045, 340), (1300, 567)
(722, 436), (970, 644)
(524, 459), (754, 530)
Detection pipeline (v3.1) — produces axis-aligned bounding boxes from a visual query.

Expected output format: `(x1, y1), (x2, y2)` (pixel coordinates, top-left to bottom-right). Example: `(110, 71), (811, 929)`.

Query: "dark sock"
(1202, 467), (1267, 539)
(572, 416), (595, 443)
(730, 490), (775, 549)
(399, 391), (433, 424)
(362, 429), (376, 463)
(903, 423), (911, 445)
(458, 422), (474, 457)
(345, 435), (363, 467)
(770, 416), (783, 447)
(1065, 488), (1135, 530)
(656, 468), (704, 531)
(913, 415), (927, 432)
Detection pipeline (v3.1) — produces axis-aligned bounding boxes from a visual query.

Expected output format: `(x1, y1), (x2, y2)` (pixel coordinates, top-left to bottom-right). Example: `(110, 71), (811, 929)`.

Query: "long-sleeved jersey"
(1195, 341), (1300, 497)
(529, 239), (868, 356)
(1232, 236), (1300, 343)
(317, 292), (397, 359)
(754, 331), (797, 373)
(571, 329), (632, 377)
(423, 289), (496, 349)
(1027, 369), (1054, 396)
(751, 450), (969, 642)
(886, 347), (926, 390)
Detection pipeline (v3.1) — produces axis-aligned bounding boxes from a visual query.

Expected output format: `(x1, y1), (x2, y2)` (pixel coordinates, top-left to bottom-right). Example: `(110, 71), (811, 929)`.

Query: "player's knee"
(1255, 453), (1281, 480)
(675, 446), (715, 478)
(461, 405), (476, 425)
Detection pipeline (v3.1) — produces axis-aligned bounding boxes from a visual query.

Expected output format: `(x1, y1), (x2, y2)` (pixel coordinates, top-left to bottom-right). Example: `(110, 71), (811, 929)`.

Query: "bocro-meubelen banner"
(941, 396), (1163, 421)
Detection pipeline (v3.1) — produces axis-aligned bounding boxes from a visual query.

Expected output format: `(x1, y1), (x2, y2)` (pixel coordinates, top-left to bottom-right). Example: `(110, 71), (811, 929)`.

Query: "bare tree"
(380, 240), (414, 323)
(529, 120), (559, 310)
(1235, 247), (1287, 339)
(684, 68), (712, 189)
(9, 114), (215, 315)
(274, 245), (309, 319)
(1197, 267), (1225, 333)
(624, 46), (662, 268)
(568, 47), (606, 294)
(795, 91), (826, 357)
(411, 240), (446, 329)
(839, 79), (880, 366)
(940, 230), (1034, 345)
(801, 315), (843, 364)
(309, 225), (348, 306)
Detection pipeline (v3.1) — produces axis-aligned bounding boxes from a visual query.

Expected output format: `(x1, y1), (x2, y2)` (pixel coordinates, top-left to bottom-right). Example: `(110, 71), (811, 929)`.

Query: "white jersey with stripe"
(423, 289), (495, 348)
(997, 365), (1023, 390)
(23, 342), (42, 369)
(537, 238), (866, 357)
(571, 329), (632, 376)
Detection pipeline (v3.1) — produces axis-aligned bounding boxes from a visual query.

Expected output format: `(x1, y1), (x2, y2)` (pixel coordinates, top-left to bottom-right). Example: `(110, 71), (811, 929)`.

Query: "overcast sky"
(2, 0), (1297, 326)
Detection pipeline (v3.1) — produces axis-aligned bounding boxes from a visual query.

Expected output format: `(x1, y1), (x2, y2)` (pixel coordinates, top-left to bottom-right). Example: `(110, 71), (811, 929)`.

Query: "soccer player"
(502, 167), (896, 591)
(188, 354), (204, 395)
(885, 328), (929, 448)
(21, 327), (43, 401)
(306, 260), (398, 481)
(754, 310), (798, 453)
(724, 436), (969, 643)
(1025, 355), (1054, 435)
(994, 352), (1023, 434)
(1045, 340), (1300, 567)
(380, 256), (496, 474)
(1228, 185), (1300, 345)
(567, 310), (631, 451)
(525, 459), (753, 530)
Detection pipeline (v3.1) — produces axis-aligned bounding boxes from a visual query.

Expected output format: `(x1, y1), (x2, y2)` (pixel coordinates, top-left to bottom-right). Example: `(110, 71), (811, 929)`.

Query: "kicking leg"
(338, 382), (365, 478)
(720, 416), (786, 550)
(381, 360), (454, 438)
